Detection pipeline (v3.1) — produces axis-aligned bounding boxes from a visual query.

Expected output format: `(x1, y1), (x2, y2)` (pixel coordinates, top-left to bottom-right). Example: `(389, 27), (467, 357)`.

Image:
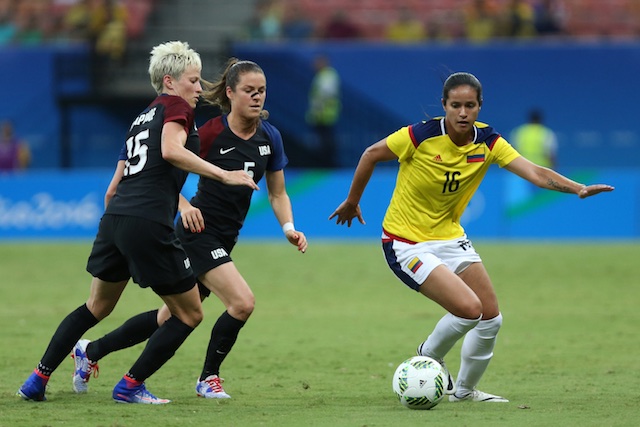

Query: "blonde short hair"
(148, 41), (202, 94)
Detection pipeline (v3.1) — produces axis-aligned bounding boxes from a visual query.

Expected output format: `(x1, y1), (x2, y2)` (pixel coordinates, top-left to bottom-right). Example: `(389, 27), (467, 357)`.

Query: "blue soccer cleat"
(113, 376), (170, 404)
(17, 370), (49, 401)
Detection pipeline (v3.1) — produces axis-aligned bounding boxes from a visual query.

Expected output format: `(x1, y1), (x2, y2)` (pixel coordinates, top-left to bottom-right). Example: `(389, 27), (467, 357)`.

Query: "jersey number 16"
(442, 171), (461, 193)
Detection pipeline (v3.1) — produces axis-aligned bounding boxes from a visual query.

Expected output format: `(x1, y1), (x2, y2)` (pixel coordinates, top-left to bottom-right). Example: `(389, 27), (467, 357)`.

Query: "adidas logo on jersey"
(433, 154), (443, 162)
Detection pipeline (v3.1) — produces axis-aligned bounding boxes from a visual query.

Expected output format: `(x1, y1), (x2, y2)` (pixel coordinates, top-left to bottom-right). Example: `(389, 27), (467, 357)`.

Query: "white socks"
(418, 313), (481, 359)
(456, 313), (503, 392)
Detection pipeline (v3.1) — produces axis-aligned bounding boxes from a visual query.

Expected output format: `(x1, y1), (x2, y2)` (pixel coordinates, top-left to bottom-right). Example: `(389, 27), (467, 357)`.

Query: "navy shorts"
(87, 215), (195, 296)
(176, 224), (236, 298)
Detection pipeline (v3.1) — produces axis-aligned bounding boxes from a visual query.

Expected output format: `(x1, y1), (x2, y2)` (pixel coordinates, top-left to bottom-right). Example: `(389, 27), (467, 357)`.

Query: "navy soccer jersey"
(107, 94), (199, 227)
(190, 115), (287, 238)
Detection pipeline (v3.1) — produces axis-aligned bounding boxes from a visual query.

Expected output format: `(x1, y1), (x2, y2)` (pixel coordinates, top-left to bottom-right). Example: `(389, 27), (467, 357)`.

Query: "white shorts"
(381, 231), (482, 291)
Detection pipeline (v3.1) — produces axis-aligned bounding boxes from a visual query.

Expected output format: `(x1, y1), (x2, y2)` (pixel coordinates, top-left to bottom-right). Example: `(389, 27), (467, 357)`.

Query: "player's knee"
(188, 310), (204, 328)
(231, 295), (255, 320)
(176, 305), (204, 328)
(85, 298), (117, 320)
(157, 305), (172, 325)
(456, 297), (482, 320)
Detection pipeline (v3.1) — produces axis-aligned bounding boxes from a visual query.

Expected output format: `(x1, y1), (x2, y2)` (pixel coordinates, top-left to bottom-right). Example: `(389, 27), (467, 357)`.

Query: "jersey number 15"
(124, 129), (150, 177)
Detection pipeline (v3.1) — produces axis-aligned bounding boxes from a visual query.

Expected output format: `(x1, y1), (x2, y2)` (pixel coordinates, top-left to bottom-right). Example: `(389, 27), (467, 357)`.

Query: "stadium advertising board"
(1, 169), (633, 240)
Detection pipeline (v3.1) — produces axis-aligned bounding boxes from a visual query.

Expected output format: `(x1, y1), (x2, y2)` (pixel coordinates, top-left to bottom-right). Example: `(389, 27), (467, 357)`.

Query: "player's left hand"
(578, 184), (615, 199)
(285, 229), (307, 254)
(180, 204), (205, 233)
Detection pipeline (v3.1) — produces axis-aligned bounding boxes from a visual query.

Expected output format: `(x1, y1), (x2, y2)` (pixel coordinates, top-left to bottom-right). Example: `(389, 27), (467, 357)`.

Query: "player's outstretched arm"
(504, 157), (614, 198)
(330, 138), (397, 227)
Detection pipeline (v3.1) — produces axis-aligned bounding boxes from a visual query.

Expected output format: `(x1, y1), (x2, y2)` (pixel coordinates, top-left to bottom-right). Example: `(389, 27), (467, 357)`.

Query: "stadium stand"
(6, 0), (636, 96)
(287, 0), (638, 40)
(123, 0), (155, 39)
(6, 1), (639, 48)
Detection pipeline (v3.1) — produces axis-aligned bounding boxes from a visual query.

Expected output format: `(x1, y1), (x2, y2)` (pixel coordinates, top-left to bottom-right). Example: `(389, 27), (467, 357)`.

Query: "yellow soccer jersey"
(383, 118), (521, 242)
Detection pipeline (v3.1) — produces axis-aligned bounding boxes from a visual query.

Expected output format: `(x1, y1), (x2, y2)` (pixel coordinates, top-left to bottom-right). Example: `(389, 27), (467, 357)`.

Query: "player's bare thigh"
(85, 277), (128, 320)
(419, 265), (482, 319)
(200, 262), (255, 321)
(457, 262), (500, 319)
(161, 285), (203, 328)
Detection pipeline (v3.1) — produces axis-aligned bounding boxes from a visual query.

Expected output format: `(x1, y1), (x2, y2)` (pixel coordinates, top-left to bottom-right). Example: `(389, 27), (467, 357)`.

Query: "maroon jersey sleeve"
(162, 96), (195, 134)
(197, 116), (225, 159)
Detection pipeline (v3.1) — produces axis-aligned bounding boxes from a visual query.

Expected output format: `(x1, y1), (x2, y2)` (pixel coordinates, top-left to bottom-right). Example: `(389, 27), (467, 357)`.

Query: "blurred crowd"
(2, 0), (639, 54)
(245, 0), (640, 42)
(0, 0), (152, 62)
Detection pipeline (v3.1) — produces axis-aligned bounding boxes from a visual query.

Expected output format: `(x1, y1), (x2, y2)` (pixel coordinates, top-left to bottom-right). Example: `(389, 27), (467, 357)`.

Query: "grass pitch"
(1, 240), (639, 427)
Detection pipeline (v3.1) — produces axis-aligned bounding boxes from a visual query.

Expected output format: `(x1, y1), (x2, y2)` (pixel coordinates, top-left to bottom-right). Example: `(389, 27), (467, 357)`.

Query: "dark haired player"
(17, 41), (258, 404)
(330, 72), (613, 403)
(70, 58), (307, 400)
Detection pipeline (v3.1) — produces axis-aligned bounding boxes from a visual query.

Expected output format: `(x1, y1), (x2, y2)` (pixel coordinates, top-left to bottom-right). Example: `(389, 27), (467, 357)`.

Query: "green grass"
(1, 240), (639, 427)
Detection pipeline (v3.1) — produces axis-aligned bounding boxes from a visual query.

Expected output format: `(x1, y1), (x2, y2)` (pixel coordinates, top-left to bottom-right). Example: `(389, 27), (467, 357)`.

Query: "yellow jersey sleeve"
(386, 126), (416, 162)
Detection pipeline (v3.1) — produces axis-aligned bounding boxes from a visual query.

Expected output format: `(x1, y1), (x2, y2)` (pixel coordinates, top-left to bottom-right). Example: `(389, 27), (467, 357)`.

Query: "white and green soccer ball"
(392, 356), (447, 410)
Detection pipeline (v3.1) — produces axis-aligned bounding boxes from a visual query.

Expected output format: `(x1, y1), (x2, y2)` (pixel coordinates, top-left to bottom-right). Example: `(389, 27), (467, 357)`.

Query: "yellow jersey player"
(330, 72), (613, 403)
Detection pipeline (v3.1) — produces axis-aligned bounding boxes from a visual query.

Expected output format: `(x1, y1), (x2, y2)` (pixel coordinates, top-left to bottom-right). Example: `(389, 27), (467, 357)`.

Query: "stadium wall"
(0, 167), (635, 240)
(0, 42), (637, 240)
(233, 41), (640, 169)
(1, 41), (640, 170)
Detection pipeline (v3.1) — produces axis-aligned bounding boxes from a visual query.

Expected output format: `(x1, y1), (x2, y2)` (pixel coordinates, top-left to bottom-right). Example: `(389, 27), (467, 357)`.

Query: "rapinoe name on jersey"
(130, 107), (157, 130)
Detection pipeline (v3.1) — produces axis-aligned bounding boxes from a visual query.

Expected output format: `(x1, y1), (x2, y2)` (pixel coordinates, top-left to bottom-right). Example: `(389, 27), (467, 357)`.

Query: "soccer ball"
(392, 356), (447, 410)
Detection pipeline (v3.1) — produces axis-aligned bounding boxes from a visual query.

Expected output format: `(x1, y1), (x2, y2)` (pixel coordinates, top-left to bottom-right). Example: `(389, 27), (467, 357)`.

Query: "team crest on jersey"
(467, 154), (485, 163)
(408, 257), (423, 273)
(258, 145), (271, 156)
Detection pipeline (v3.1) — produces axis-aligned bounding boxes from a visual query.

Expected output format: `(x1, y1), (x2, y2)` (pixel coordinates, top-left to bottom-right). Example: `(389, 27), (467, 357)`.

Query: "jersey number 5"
(244, 161), (256, 179)
(124, 129), (149, 177)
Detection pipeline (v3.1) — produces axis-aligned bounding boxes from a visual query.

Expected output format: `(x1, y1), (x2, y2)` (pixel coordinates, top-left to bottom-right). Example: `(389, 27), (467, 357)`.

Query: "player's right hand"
(224, 170), (260, 190)
(329, 201), (365, 227)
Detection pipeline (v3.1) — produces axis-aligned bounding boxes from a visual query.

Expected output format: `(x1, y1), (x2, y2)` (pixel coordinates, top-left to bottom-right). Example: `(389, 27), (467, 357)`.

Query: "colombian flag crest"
(408, 257), (423, 273)
(467, 154), (485, 163)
